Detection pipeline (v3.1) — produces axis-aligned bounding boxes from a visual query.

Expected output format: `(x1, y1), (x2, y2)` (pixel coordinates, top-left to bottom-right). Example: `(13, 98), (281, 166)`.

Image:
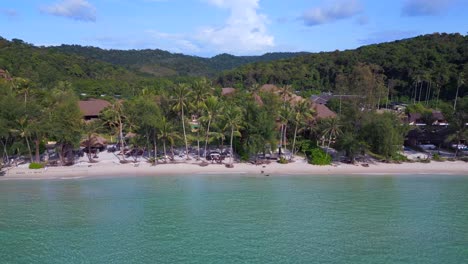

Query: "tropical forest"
(0, 32), (467, 169)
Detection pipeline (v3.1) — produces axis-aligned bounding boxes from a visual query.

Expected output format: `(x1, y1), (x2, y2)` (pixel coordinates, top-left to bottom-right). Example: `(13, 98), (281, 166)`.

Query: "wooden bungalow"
(78, 99), (111, 120)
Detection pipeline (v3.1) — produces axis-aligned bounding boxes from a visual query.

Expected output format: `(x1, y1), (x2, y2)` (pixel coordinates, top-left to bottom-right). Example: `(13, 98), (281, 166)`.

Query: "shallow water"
(1, 175), (468, 263)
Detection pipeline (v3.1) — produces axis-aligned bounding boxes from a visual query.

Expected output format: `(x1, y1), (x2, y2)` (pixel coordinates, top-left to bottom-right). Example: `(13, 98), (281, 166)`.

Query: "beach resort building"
(78, 98), (110, 120)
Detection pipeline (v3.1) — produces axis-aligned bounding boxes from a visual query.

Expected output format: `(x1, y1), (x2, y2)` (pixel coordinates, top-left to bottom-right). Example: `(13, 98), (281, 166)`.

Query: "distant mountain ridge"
(47, 45), (309, 77)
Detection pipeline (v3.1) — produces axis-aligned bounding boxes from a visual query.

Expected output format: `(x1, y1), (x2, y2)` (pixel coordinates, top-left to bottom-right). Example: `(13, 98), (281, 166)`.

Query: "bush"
(392, 153), (409, 162)
(29, 163), (44, 169)
(432, 153), (444, 162)
(278, 156), (289, 164)
(308, 148), (332, 166)
(459, 157), (468, 162)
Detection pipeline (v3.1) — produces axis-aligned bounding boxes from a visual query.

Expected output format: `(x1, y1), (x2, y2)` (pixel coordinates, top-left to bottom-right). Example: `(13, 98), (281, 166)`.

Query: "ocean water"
(1, 175), (467, 264)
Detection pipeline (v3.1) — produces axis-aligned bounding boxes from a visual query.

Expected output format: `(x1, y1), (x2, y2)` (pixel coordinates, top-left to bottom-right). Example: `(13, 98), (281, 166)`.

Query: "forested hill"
(1, 33), (466, 100)
(0, 38), (173, 97)
(217, 33), (467, 101)
(0, 38), (142, 84)
(48, 45), (307, 77)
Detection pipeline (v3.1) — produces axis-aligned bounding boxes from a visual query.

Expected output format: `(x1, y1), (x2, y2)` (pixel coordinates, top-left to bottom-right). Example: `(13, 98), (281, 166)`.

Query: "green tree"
(47, 89), (82, 165)
(291, 99), (314, 159)
(223, 103), (243, 166)
(321, 117), (342, 155)
(201, 96), (222, 160)
(361, 112), (409, 160)
(171, 83), (191, 160)
(158, 116), (180, 161)
(102, 100), (127, 161)
(445, 97), (468, 157)
(81, 120), (103, 163)
(126, 95), (162, 162)
(190, 78), (211, 159)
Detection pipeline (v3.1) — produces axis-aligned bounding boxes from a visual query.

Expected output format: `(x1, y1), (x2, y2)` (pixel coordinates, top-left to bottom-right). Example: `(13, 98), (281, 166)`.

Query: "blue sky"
(1, 0), (467, 57)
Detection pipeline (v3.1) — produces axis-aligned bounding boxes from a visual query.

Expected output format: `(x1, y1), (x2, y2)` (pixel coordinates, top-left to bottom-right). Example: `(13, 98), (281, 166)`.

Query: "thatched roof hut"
(80, 135), (108, 148)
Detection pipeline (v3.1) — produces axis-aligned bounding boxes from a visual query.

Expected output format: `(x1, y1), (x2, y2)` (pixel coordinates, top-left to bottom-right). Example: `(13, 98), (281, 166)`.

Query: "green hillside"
(217, 33), (467, 101)
(48, 45), (307, 77)
(0, 33), (466, 101)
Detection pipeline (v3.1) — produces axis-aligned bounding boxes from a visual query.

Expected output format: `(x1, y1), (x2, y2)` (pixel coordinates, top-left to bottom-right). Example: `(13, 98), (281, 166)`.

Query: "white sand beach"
(1, 151), (467, 180)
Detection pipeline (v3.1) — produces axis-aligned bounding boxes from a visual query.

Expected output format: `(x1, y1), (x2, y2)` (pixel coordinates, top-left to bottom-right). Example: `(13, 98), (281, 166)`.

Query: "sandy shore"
(1, 158), (467, 180)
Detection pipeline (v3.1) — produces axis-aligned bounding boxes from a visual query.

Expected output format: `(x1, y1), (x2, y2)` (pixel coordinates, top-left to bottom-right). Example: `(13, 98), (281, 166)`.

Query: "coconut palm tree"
(322, 117), (342, 155)
(223, 104), (243, 167)
(201, 96), (222, 160)
(102, 100), (126, 160)
(279, 85), (293, 105)
(291, 100), (314, 159)
(171, 83), (191, 160)
(278, 104), (294, 156)
(11, 117), (33, 162)
(81, 120), (103, 163)
(190, 78), (211, 159)
(158, 116), (180, 161)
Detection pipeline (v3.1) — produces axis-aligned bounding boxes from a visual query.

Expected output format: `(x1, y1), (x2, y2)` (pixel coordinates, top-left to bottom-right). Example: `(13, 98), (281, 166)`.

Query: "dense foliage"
(0, 33), (467, 169)
(48, 45), (306, 77)
(308, 148), (332, 165)
(217, 33), (467, 102)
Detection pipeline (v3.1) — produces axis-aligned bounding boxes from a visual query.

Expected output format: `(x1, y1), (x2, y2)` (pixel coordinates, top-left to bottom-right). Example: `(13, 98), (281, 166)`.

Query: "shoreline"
(1, 159), (466, 180)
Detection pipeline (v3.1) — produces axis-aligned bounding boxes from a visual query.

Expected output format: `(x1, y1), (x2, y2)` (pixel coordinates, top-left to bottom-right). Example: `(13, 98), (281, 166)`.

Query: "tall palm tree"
(201, 96), (222, 160)
(291, 100), (314, 159)
(190, 78), (211, 159)
(12, 117), (33, 162)
(279, 85), (293, 105)
(278, 104), (294, 156)
(158, 116), (180, 161)
(102, 100), (126, 160)
(171, 83), (191, 160)
(223, 104), (243, 167)
(322, 118), (342, 155)
(81, 120), (103, 163)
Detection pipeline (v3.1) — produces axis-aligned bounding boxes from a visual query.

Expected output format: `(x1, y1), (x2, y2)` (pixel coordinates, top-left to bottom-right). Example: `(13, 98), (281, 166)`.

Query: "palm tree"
(278, 104), (294, 156)
(158, 116), (180, 161)
(171, 83), (191, 160)
(12, 117), (33, 163)
(102, 100), (126, 160)
(190, 78), (211, 159)
(81, 120), (103, 163)
(201, 96), (222, 160)
(322, 118), (342, 155)
(223, 104), (243, 167)
(279, 85), (293, 105)
(291, 100), (314, 159)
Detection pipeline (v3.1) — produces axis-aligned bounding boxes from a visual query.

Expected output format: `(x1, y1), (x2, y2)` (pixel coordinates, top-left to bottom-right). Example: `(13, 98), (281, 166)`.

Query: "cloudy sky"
(1, 0), (466, 56)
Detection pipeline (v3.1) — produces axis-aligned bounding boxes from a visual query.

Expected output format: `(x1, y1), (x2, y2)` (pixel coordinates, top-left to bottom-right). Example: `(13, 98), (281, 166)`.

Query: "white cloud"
(301, 0), (363, 26)
(41, 0), (96, 22)
(196, 0), (274, 54)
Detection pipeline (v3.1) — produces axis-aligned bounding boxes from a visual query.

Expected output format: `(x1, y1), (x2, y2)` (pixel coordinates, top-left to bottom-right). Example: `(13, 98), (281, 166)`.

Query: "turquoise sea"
(1, 175), (468, 263)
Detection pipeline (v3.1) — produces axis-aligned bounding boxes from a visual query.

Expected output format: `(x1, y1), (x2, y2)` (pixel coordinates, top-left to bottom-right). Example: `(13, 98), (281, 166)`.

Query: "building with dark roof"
(78, 99), (111, 120)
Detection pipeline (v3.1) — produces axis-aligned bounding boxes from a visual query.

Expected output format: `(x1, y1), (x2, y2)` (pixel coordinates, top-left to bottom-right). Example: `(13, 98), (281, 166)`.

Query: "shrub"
(432, 153), (444, 162)
(308, 148), (332, 165)
(29, 163), (44, 169)
(392, 153), (409, 162)
(278, 156), (289, 164)
(459, 157), (468, 162)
